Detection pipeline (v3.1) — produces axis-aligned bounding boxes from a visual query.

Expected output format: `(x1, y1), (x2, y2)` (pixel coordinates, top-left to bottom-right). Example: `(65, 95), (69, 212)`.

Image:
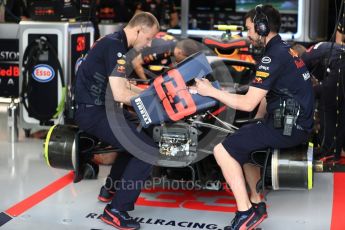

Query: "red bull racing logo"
(252, 77), (263, 84)
(32, 64), (55, 83)
(0, 65), (19, 77)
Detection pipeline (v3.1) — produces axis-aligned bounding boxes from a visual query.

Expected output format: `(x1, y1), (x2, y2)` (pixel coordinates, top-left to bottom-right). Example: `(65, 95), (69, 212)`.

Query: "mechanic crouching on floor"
(74, 12), (159, 230)
(292, 42), (345, 161)
(194, 5), (314, 230)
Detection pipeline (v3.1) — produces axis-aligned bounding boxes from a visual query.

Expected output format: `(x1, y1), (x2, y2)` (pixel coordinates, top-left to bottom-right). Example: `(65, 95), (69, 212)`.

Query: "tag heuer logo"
(261, 56), (271, 64)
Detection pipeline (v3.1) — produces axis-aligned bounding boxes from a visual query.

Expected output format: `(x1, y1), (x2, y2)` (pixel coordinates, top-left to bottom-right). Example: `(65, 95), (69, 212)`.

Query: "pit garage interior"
(0, 0), (345, 230)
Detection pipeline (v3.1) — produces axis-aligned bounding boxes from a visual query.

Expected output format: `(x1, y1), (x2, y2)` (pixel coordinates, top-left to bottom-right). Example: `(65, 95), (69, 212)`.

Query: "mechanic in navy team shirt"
(336, 0), (345, 45)
(74, 12), (159, 230)
(194, 5), (314, 230)
(293, 42), (345, 161)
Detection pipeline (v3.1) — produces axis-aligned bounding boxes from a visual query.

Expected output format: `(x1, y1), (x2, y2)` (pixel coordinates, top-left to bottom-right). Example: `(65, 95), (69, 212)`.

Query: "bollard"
(8, 100), (19, 143)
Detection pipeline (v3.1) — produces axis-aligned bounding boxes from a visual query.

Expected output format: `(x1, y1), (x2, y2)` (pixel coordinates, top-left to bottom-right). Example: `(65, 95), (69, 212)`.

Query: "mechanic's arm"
(170, 12), (179, 28)
(254, 97), (267, 119)
(336, 30), (344, 45)
(109, 77), (142, 105)
(126, 80), (145, 94)
(132, 54), (148, 80)
(195, 78), (267, 112)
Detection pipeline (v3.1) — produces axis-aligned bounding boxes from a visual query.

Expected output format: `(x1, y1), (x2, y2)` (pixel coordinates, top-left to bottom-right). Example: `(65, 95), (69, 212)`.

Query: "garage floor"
(0, 104), (344, 230)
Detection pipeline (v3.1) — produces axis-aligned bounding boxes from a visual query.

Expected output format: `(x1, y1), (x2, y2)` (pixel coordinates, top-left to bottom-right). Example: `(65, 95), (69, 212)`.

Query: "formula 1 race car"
(44, 52), (251, 172)
(44, 52), (317, 192)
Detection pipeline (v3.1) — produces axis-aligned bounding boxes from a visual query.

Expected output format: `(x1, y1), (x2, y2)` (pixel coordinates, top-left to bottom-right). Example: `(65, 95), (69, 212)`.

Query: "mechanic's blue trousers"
(75, 104), (153, 211)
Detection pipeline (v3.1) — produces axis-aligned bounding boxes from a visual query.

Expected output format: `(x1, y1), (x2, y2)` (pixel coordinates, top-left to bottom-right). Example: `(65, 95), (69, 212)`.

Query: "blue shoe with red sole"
(252, 202), (268, 220)
(224, 207), (266, 230)
(98, 186), (115, 203)
(100, 204), (140, 230)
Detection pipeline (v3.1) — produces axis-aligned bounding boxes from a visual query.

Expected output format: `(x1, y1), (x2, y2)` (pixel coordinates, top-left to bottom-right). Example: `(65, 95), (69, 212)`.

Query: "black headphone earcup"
(254, 5), (270, 37)
(255, 18), (270, 36)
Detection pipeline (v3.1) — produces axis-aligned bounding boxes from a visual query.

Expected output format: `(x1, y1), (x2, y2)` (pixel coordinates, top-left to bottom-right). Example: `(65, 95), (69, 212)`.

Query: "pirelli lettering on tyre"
(134, 97), (152, 125)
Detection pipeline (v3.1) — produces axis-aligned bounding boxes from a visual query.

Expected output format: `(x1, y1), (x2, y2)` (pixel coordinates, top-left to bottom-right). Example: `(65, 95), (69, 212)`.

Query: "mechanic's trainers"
(224, 208), (265, 230)
(98, 186), (115, 203)
(252, 202), (268, 219)
(100, 204), (140, 230)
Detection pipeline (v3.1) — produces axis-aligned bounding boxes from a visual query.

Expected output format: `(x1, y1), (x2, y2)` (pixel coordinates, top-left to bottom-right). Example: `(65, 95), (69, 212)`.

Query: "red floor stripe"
(331, 173), (345, 230)
(5, 171), (74, 217)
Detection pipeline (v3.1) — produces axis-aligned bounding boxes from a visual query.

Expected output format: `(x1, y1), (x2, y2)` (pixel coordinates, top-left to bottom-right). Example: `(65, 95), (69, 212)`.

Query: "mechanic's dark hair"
(244, 5), (281, 33)
(175, 39), (200, 57)
(291, 43), (307, 57)
(127, 12), (160, 30)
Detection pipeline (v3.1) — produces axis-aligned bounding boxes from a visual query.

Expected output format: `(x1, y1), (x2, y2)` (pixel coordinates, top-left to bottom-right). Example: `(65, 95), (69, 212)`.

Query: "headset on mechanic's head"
(253, 4), (270, 48)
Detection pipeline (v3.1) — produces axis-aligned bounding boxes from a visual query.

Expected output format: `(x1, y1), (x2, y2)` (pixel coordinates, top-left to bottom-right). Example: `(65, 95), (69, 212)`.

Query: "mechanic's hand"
(195, 78), (214, 97)
(188, 86), (198, 94)
(311, 75), (319, 87)
(129, 80), (138, 85)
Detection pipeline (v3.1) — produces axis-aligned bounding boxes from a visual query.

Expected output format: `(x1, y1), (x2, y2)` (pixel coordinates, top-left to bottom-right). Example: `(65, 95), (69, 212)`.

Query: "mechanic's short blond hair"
(128, 12), (160, 31)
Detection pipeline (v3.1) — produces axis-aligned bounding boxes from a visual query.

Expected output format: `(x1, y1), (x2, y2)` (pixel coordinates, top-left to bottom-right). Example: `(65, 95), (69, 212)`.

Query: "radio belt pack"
(131, 52), (220, 128)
